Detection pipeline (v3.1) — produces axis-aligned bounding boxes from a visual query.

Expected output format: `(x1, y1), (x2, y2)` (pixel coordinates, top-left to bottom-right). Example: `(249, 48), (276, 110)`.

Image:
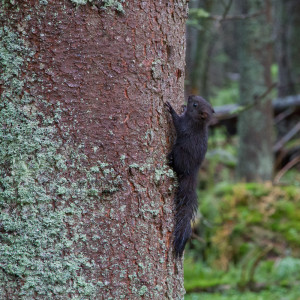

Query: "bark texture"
(0, 0), (187, 298)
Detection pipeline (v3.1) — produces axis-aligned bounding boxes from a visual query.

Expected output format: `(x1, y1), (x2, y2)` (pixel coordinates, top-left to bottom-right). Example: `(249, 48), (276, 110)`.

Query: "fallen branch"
(274, 108), (295, 124)
(208, 11), (265, 22)
(214, 94), (300, 122)
(274, 156), (300, 184)
(273, 94), (300, 109)
(248, 245), (273, 287)
(273, 121), (300, 152)
(191, 232), (205, 244)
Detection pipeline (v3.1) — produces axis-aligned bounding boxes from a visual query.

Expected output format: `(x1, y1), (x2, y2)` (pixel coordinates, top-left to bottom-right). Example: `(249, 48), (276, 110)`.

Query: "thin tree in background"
(236, 0), (274, 181)
(0, 1), (188, 298)
(186, 0), (215, 98)
(276, 0), (300, 97)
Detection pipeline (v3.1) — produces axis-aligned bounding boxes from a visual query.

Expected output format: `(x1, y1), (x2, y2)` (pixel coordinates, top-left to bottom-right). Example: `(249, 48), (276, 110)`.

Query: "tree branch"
(274, 156), (300, 184)
(213, 93), (300, 122)
(191, 232), (206, 244)
(208, 10), (265, 22)
(222, 0), (233, 19)
(273, 121), (300, 152)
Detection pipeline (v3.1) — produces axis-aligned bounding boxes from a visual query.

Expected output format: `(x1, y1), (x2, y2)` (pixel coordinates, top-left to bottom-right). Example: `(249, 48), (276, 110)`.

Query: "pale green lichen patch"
(151, 59), (163, 80)
(69, 0), (125, 13)
(139, 285), (148, 296)
(128, 161), (175, 191)
(154, 165), (175, 184)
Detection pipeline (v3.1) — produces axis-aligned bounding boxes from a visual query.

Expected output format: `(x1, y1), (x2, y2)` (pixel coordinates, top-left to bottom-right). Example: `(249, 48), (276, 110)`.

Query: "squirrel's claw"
(165, 101), (173, 113)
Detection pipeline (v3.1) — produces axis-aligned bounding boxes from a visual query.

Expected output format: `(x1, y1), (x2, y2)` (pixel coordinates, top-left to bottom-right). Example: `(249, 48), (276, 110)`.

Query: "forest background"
(184, 0), (300, 299)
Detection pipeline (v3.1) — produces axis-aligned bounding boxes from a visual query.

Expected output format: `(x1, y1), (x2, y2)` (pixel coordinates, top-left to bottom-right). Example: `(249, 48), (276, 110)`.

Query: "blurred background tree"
(276, 0), (300, 97)
(184, 0), (300, 299)
(236, 0), (273, 181)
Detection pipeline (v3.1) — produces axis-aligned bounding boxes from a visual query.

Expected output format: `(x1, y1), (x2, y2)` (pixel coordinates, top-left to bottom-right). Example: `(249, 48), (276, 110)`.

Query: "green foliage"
(184, 181), (300, 298)
(189, 8), (211, 19)
(184, 257), (300, 299)
(185, 286), (300, 300)
(271, 64), (278, 82)
(184, 258), (240, 291)
(186, 8), (211, 30)
(204, 183), (300, 263)
(204, 128), (238, 187)
(211, 81), (239, 106)
(277, 168), (300, 187)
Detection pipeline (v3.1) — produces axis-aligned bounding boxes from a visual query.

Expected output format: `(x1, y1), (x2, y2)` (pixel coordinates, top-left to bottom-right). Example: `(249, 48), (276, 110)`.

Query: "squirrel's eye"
(193, 103), (198, 107)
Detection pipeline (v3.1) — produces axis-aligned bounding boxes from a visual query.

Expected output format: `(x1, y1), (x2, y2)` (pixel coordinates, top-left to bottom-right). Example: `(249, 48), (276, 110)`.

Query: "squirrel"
(165, 95), (214, 258)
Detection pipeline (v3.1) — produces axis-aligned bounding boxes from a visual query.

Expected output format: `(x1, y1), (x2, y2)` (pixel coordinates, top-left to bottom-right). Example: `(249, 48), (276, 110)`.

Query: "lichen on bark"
(69, 0), (125, 13)
(0, 24), (106, 299)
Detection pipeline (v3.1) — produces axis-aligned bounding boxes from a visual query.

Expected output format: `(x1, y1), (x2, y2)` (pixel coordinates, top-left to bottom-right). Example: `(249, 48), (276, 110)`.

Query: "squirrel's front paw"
(167, 153), (174, 168)
(165, 102), (173, 113)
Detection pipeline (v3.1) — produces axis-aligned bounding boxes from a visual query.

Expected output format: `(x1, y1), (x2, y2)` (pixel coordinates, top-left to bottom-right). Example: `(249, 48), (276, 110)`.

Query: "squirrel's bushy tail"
(173, 175), (198, 258)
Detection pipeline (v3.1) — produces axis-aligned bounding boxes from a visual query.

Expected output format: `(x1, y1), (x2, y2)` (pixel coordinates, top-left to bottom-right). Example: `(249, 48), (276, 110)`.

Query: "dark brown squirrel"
(165, 95), (214, 258)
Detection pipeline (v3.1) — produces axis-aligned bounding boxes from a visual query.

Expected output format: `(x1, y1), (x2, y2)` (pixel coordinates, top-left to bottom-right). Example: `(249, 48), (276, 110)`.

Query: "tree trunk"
(236, 0), (274, 181)
(275, 0), (295, 97)
(0, 1), (187, 298)
(186, 0), (215, 98)
(276, 0), (300, 97)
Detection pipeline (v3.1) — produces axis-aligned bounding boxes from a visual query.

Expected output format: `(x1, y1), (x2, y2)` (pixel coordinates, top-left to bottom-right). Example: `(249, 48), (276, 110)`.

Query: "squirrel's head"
(186, 95), (214, 124)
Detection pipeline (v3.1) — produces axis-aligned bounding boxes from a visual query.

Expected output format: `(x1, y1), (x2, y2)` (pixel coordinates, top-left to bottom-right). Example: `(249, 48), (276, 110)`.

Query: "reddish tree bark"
(0, 0), (188, 298)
